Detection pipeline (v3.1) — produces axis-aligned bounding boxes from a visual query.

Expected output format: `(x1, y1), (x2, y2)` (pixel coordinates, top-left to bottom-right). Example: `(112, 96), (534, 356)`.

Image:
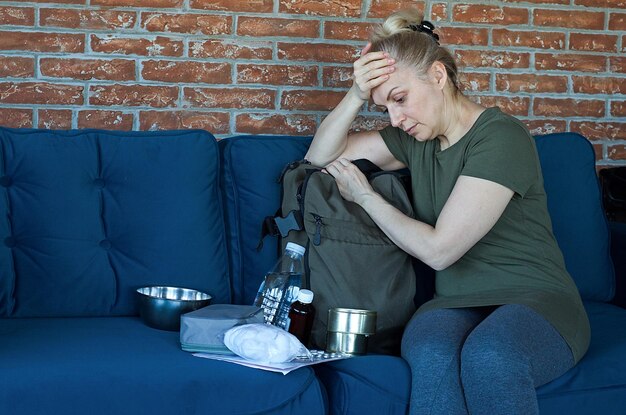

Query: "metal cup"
(325, 308), (377, 355)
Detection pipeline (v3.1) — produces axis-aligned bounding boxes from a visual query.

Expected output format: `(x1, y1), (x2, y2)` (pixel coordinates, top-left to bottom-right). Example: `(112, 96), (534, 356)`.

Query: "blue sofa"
(1, 127), (624, 414)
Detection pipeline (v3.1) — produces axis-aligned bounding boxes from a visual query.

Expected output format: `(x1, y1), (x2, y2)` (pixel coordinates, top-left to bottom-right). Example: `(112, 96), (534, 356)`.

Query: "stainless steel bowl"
(136, 286), (212, 331)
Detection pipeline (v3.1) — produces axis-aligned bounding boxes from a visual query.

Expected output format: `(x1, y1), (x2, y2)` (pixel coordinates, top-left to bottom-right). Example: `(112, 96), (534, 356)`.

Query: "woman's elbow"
(423, 256), (449, 272)
(416, 243), (462, 271)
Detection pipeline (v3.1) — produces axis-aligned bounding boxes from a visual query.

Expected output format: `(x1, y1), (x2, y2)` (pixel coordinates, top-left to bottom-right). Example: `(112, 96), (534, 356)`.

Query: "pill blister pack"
(294, 349), (351, 363)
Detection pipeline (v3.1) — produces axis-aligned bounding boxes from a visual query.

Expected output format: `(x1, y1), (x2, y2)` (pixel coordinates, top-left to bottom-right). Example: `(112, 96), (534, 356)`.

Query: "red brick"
(142, 13), (231, 35)
(496, 74), (567, 93)
(0, 56), (34, 78)
(189, 40), (272, 60)
(492, 29), (565, 49)
(470, 96), (530, 116)
(610, 56), (626, 73)
(534, 9), (604, 30)
(608, 144), (626, 161)
(576, 0), (624, 5)
(29, 0), (85, 3)
(592, 144), (604, 162)
(367, 0), (426, 19)
(609, 13), (625, 31)
(534, 98), (605, 117)
(323, 66), (353, 88)
(524, 119), (567, 136)
(0, 31), (84, 53)
(570, 33), (618, 53)
(502, 0), (568, 4)
(38, 109), (72, 129)
(91, 35), (183, 57)
(40, 8), (136, 29)
(439, 27), (489, 46)
(279, 0), (361, 17)
(611, 101), (626, 117)
(455, 50), (530, 69)
(0, 7), (34, 25)
(190, 0), (273, 13)
(571, 121), (626, 140)
(573, 76), (626, 95)
(281, 90), (346, 111)
(140, 110), (230, 133)
(237, 17), (319, 38)
(0, 108), (32, 128)
(324, 22), (375, 41)
(430, 3), (448, 21)
(142, 61), (230, 84)
(78, 110), (133, 130)
(458, 72), (491, 93)
(453, 4), (528, 25)
(92, 0), (183, 6)
(41, 58), (135, 81)
(236, 113), (316, 135)
(89, 84), (178, 107)
(349, 115), (390, 134)
(279, 42), (360, 64)
(238, 64), (318, 87)
(535, 53), (606, 72)
(183, 87), (275, 109)
(0, 82), (83, 105)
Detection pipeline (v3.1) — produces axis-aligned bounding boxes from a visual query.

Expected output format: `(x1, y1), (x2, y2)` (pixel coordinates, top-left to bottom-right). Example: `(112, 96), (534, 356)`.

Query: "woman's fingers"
(360, 42), (372, 56)
(352, 44), (394, 100)
(354, 54), (394, 82)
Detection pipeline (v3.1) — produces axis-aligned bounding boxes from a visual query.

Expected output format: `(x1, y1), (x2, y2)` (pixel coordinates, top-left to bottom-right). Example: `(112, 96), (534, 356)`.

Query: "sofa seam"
(321, 365), (409, 404)
(232, 368), (323, 415)
(0, 131), (17, 316)
(539, 383), (626, 399)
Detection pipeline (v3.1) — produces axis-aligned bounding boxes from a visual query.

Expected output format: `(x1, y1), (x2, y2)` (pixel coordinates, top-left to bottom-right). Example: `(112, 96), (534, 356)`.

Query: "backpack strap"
(257, 209), (304, 250)
(352, 159), (382, 178)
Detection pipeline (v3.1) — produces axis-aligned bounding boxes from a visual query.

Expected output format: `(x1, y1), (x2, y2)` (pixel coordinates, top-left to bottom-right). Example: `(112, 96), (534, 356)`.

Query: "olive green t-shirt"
(379, 107), (590, 363)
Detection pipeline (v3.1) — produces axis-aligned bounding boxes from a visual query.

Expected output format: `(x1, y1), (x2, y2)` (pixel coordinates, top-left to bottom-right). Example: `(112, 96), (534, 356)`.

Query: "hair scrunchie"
(408, 21), (440, 44)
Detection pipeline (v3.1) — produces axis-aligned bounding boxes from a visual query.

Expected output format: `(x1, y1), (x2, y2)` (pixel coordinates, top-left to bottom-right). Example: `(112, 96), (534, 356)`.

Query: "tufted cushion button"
(99, 239), (112, 250)
(4, 237), (16, 248)
(94, 178), (105, 188)
(0, 175), (12, 187)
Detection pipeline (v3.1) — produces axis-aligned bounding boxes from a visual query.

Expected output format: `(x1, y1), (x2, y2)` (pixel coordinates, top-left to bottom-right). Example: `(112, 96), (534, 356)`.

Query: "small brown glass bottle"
(288, 289), (315, 346)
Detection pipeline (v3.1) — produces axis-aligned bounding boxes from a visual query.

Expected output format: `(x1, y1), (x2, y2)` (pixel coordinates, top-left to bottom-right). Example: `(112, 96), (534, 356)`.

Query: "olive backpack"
(260, 159), (417, 355)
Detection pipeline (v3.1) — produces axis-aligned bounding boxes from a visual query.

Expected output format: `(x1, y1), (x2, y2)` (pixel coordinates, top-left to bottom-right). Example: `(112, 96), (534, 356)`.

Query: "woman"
(305, 9), (590, 415)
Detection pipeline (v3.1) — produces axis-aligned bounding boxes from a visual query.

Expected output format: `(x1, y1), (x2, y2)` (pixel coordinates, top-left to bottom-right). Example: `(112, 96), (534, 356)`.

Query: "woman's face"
(371, 63), (444, 142)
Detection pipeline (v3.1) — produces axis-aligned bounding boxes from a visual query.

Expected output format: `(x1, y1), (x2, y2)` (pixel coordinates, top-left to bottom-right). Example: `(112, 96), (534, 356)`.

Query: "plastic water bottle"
(253, 242), (305, 329)
(288, 289), (316, 346)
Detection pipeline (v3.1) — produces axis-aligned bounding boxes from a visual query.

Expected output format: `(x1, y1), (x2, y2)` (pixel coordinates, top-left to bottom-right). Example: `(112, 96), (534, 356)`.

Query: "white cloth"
(223, 323), (310, 364)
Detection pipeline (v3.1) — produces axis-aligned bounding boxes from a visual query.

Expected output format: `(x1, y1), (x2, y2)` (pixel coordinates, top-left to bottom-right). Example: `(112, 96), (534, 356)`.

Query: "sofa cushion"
(0, 128), (230, 317)
(536, 301), (626, 413)
(535, 133), (614, 302)
(314, 355), (411, 415)
(315, 301), (626, 415)
(219, 135), (311, 305)
(0, 317), (327, 415)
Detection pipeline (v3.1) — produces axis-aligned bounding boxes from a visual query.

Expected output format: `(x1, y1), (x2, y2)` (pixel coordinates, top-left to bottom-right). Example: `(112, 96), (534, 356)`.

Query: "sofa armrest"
(610, 221), (626, 309)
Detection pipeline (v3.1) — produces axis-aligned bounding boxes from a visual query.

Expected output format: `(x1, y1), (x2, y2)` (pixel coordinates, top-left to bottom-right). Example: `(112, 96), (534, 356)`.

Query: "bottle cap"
(285, 242), (306, 256)
(297, 289), (314, 304)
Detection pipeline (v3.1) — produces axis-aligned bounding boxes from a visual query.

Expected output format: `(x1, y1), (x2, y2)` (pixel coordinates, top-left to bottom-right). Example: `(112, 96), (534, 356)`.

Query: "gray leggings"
(401, 304), (575, 415)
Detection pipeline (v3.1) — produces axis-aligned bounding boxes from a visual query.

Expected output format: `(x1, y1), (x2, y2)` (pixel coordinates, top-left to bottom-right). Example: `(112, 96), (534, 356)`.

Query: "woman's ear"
(430, 61), (448, 90)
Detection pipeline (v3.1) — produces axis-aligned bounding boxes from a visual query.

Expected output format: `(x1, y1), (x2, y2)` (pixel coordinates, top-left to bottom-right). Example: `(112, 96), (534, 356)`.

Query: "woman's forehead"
(371, 66), (419, 103)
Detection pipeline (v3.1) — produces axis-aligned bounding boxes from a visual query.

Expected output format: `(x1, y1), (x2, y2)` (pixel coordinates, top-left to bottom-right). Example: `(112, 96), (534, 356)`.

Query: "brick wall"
(0, 0), (623, 166)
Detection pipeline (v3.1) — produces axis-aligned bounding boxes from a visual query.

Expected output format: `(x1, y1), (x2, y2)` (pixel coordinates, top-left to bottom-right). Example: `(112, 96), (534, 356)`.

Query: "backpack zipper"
(311, 213), (323, 246)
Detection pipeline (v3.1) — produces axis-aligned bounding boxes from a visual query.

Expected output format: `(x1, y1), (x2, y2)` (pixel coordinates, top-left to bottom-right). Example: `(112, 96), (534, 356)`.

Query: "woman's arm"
(305, 43), (403, 170)
(325, 158), (513, 270)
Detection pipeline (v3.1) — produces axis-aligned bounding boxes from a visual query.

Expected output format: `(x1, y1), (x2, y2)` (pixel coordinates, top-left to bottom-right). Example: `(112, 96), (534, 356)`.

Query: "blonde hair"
(370, 9), (459, 91)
